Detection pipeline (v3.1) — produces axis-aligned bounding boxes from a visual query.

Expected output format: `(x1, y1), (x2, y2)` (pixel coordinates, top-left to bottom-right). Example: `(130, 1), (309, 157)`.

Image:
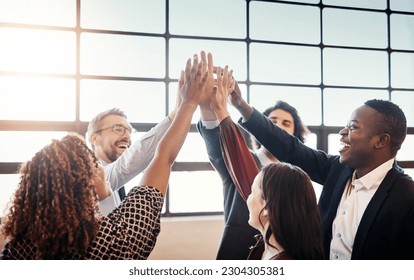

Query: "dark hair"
(252, 101), (310, 149)
(364, 99), (407, 154)
(1, 133), (101, 259)
(260, 162), (324, 260)
(87, 108), (128, 149)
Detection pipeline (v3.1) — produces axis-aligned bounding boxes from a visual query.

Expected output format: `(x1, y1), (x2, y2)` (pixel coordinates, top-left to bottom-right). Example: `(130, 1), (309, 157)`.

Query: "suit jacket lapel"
(351, 167), (398, 258)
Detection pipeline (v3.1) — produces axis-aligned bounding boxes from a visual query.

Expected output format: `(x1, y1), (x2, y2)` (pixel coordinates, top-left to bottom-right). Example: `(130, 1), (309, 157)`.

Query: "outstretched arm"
(229, 81), (254, 121)
(210, 69), (259, 200)
(139, 53), (208, 196)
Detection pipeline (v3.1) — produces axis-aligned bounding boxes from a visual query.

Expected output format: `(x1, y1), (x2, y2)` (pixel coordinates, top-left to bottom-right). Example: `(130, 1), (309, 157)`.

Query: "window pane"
(323, 88), (389, 126)
(80, 79), (166, 123)
(81, 33), (165, 78)
(391, 91), (414, 127)
(278, 0), (319, 4)
(0, 0), (76, 27)
(322, 0), (387, 10)
(0, 131), (68, 162)
(391, 14), (414, 50)
(323, 9), (387, 48)
(169, 171), (223, 213)
(81, 0), (165, 33)
(0, 76), (76, 121)
(306, 133), (318, 150)
(323, 48), (388, 87)
(123, 173), (166, 214)
(390, 0), (414, 12)
(249, 85), (322, 125)
(250, 2), (320, 44)
(328, 133), (341, 155)
(391, 53), (414, 88)
(170, 0), (245, 39)
(174, 133), (210, 162)
(0, 175), (19, 217)
(404, 169), (414, 178)
(169, 39), (247, 80)
(0, 28), (76, 74)
(397, 135), (414, 161)
(250, 43), (321, 85)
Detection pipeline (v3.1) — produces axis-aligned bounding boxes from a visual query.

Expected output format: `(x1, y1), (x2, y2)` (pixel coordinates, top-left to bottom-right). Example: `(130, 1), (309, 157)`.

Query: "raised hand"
(198, 51), (218, 121)
(229, 77), (254, 121)
(168, 70), (185, 121)
(180, 53), (209, 107)
(211, 66), (235, 122)
(229, 80), (243, 108)
(199, 51), (216, 106)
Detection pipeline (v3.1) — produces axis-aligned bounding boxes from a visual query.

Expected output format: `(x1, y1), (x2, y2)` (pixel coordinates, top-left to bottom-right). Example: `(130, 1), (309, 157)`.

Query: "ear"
(375, 133), (390, 149)
(262, 208), (268, 217)
(90, 132), (98, 146)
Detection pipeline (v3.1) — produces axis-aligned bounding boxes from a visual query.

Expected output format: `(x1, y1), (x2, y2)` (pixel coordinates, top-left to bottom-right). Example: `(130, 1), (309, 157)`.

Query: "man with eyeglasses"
(87, 107), (176, 214)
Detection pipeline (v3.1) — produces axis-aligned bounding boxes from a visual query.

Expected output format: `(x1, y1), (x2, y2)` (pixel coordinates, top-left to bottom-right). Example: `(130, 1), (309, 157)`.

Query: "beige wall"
(148, 215), (224, 260)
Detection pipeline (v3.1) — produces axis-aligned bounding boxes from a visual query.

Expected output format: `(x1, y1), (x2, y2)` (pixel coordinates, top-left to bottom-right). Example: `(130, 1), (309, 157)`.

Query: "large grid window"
(1, 0), (413, 217)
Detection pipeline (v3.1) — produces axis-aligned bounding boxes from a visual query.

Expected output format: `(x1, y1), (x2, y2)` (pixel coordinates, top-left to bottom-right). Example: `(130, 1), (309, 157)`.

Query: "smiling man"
(228, 95), (414, 260)
(87, 108), (174, 214)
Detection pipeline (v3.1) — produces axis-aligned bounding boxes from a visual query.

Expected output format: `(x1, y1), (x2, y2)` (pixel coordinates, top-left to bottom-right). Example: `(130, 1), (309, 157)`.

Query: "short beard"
(107, 149), (120, 163)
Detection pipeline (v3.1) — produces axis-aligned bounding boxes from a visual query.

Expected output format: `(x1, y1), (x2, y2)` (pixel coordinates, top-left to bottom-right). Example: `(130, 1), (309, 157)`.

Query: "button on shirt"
(330, 158), (394, 260)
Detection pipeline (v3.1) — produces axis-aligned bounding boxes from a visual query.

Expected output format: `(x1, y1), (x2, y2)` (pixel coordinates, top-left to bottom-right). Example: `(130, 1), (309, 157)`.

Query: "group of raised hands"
(176, 50), (248, 122)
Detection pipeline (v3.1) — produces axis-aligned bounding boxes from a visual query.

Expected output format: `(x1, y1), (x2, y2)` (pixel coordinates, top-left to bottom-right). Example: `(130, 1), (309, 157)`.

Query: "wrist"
(215, 110), (230, 123)
(179, 102), (198, 112)
(200, 105), (217, 121)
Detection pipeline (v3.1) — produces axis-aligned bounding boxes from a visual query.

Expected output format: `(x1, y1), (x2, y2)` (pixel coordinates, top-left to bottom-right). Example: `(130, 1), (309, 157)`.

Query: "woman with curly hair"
(1, 133), (108, 259)
(1, 51), (228, 259)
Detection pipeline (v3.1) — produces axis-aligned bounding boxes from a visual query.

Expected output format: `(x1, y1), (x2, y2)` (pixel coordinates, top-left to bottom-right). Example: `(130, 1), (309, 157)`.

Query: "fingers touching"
(178, 51), (236, 115)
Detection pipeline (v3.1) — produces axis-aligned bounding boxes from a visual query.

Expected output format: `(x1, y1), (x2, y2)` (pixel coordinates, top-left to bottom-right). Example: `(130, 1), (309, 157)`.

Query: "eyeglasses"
(94, 124), (136, 136)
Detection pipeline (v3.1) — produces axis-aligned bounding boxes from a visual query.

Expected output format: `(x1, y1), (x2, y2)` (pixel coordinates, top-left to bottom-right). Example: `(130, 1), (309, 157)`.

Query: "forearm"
(200, 104), (216, 121)
(235, 99), (254, 121)
(138, 103), (196, 196)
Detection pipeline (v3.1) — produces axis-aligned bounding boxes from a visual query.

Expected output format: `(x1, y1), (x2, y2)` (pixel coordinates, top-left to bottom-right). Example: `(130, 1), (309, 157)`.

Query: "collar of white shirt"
(352, 158), (395, 191)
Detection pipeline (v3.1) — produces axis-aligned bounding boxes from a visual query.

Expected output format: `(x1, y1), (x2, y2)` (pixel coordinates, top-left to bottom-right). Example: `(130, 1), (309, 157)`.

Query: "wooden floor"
(0, 216), (225, 260)
(148, 215), (224, 260)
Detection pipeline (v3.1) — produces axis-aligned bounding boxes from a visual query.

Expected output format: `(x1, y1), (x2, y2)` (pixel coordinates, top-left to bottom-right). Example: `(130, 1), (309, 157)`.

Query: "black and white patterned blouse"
(2, 185), (164, 260)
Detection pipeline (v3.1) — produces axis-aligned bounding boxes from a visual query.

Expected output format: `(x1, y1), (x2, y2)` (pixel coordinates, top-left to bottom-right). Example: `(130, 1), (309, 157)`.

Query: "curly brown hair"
(1, 133), (101, 259)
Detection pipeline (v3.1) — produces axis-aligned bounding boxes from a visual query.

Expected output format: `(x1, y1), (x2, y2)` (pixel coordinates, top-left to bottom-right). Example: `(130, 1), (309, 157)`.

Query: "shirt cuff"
(201, 119), (219, 129)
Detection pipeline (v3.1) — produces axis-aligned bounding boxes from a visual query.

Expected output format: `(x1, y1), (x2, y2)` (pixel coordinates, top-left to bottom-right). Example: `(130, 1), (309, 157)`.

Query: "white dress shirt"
(330, 158), (394, 260)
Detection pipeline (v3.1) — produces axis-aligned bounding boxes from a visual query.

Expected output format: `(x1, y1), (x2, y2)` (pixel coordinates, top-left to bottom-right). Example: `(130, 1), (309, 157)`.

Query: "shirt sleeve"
(219, 116), (260, 201)
(86, 185), (164, 260)
(104, 117), (171, 191)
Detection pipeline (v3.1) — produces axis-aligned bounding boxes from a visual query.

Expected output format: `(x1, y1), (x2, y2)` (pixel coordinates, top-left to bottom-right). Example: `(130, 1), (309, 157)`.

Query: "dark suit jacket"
(197, 121), (259, 260)
(240, 109), (414, 260)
